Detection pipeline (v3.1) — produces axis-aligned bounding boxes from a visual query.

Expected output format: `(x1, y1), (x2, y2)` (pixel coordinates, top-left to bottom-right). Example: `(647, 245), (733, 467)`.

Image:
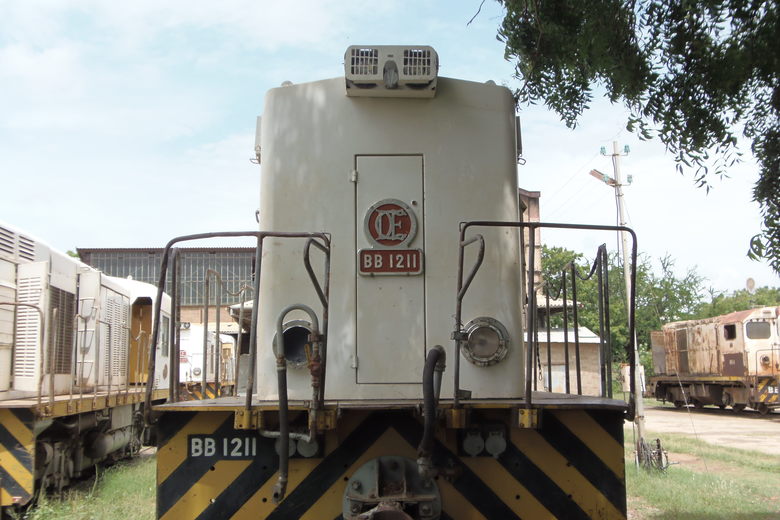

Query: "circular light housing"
(273, 320), (312, 369)
(192, 367), (202, 377)
(462, 317), (509, 367)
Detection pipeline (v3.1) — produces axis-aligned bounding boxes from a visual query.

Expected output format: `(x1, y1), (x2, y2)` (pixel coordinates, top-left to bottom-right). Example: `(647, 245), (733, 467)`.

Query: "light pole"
(591, 141), (647, 466)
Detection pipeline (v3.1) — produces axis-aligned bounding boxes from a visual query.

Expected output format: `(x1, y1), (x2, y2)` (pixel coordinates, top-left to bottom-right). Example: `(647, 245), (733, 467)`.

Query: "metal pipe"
(143, 230), (331, 425)
(303, 238), (331, 406)
(244, 237), (264, 413)
(596, 246), (608, 397)
(417, 345), (445, 478)
(205, 269), (225, 396)
(271, 303), (320, 504)
(47, 308), (57, 409)
(169, 248), (180, 402)
(214, 273), (221, 396)
(454, 232), (485, 408)
(562, 272), (570, 394)
(201, 274), (210, 399)
(602, 246), (613, 398)
(545, 288), (552, 392)
(570, 263), (582, 395)
(525, 227), (536, 407)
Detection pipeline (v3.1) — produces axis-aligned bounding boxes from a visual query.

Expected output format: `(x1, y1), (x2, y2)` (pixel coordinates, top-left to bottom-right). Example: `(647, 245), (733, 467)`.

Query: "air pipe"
(271, 303), (321, 504)
(417, 344), (446, 478)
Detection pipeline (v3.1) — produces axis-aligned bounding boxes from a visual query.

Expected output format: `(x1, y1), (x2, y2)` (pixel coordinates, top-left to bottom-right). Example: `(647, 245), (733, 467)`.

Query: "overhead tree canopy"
(496, 0), (780, 273)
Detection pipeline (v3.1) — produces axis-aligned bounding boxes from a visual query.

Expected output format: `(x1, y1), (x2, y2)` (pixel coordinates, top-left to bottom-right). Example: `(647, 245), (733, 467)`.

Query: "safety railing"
(534, 244), (614, 397)
(454, 221), (638, 415)
(145, 231), (331, 425)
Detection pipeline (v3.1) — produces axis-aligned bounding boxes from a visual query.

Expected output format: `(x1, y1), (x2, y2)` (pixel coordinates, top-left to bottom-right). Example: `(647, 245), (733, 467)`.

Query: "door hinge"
(350, 170), (358, 183)
(351, 355), (359, 369)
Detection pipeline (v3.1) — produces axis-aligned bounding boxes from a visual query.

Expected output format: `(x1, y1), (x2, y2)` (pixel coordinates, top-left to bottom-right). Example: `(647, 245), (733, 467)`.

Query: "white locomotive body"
(0, 222), (171, 510)
(151, 46), (635, 520)
(255, 68), (523, 401)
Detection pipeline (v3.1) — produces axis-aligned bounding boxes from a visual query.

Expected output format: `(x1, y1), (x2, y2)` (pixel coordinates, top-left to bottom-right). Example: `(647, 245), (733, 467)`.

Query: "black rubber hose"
(272, 359), (288, 503)
(418, 345), (445, 460)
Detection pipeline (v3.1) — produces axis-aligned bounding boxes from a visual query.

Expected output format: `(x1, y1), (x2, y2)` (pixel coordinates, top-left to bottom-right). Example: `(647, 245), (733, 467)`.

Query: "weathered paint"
(156, 407), (627, 520)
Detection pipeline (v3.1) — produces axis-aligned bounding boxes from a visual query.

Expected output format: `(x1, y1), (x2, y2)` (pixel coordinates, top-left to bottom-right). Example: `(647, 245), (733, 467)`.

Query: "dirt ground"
(636, 404), (780, 455)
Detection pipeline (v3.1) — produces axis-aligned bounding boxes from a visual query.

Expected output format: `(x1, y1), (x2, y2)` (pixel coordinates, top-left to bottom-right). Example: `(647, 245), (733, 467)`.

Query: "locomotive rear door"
(355, 155), (425, 384)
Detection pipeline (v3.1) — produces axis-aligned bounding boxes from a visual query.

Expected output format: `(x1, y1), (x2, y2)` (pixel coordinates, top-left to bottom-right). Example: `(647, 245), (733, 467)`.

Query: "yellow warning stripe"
(0, 449), (33, 495)
(463, 457), (555, 519)
(512, 429), (626, 520)
(555, 410), (624, 479)
(157, 412), (230, 483)
(757, 379), (769, 393)
(438, 478), (489, 520)
(0, 410), (33, 447)
(233, 428), (420, 520)
(0, 409), (34, 502)
(300, 428), (417, 520)
(161, 460), (250, 520)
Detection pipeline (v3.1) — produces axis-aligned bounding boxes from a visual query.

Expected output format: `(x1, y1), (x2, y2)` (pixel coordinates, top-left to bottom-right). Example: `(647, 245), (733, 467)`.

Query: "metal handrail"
(455, 221), (638, 414)
(303, 237), (331, 405)
(453, 233), (485, 409)
(145, 231), (331, 426)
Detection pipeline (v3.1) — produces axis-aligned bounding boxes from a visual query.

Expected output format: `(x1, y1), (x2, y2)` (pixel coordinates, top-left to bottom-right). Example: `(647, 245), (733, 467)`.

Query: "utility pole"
(591, 141), (647, 466)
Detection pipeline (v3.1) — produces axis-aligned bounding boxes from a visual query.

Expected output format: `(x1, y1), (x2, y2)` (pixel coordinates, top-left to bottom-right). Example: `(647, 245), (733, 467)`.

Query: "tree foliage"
(541, 246), (705, 370)
(541, 245), (780, 375)
(695, 285), (780, 317)
(497, 0), (780, 273)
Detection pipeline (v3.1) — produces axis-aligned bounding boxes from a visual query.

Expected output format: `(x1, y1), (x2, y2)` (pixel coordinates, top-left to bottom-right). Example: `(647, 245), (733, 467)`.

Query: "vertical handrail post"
(570, 263), (582, 395)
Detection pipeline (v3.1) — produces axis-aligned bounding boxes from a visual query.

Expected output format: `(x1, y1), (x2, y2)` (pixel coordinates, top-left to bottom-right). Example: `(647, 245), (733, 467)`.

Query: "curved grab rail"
(302, 237), (331, 405)
(453, 232), (485, 408)
(454, 221), (637, 415)
(144, 230), (331, 426)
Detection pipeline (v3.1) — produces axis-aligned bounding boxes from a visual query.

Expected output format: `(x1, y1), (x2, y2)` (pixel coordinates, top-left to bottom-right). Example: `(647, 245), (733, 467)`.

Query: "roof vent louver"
(0, 226), (14, 257)
(0, 225), (38, 262)
(18, 235), (35, 261)
(345, 45), (438, 98)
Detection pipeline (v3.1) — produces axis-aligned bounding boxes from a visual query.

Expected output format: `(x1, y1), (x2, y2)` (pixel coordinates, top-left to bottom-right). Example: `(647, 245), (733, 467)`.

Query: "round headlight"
(462, 317), (509, 367)
(192, 367), (202, 377)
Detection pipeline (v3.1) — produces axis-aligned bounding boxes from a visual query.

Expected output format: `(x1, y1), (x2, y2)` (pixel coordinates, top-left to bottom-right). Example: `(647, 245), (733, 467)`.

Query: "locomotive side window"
(746, 321), (772, 340)
(723, 324), (737, 340)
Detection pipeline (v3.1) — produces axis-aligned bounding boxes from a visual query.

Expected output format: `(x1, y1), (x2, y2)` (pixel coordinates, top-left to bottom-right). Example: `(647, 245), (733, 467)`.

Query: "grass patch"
(626, 429), (780, 519)
(17, 453), (156, 520)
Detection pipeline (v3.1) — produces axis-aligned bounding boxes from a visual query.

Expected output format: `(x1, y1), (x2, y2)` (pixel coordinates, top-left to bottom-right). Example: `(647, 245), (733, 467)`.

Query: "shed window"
(723, 324), (737, 340)
(746, 321), (772, 340)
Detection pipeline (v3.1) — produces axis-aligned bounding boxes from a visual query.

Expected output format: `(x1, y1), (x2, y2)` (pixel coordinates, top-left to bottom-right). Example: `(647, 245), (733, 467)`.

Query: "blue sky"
(1, 0), (776, 292)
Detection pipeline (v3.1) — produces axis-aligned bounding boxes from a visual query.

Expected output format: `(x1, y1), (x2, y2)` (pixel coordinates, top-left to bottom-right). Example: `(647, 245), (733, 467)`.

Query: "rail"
(454, 221), (638, 415)
(199, 271), (254, 400)
(145, 231), (331, 425)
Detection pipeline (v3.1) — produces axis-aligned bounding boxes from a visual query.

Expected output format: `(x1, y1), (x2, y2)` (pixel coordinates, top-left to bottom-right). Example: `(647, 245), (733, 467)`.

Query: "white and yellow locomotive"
(151, 46), (636, 520)
(0, 222), (171, 514)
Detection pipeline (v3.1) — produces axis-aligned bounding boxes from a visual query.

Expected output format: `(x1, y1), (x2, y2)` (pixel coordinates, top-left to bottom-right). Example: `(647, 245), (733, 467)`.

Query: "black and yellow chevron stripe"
(188, 383), (219, 400)
(0, 409), (35, 508)
(156, 407), (626, 519)
(757, 377), (779, 404)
